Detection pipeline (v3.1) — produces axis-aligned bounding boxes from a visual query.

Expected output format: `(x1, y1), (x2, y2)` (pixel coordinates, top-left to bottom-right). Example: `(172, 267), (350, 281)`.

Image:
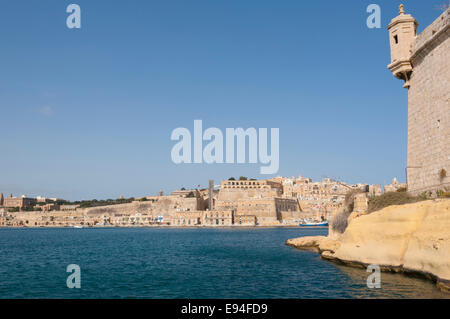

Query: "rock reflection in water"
(334, 263), (450, 299)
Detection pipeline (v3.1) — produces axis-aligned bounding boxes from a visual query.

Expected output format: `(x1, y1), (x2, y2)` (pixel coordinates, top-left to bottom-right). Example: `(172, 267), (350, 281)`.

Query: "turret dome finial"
(399, 4), (405, 15)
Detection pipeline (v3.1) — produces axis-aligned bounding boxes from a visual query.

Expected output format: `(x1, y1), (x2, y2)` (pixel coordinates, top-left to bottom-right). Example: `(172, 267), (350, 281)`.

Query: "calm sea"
(0, 227), (447, 299)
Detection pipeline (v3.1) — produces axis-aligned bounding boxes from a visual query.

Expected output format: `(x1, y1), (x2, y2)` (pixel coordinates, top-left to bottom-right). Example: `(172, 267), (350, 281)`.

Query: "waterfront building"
(172, 211), (204, 226)
(203, 210), (234, 226)
(236, 197), (300, 225)
(233, 215), (257, 226)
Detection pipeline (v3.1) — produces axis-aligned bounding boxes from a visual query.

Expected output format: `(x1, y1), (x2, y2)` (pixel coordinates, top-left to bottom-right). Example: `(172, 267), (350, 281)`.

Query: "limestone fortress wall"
(388, 6), (450, 195)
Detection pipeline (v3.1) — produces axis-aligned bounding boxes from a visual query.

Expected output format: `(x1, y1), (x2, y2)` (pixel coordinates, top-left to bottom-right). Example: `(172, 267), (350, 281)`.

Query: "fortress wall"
(407, 9), (450, 194)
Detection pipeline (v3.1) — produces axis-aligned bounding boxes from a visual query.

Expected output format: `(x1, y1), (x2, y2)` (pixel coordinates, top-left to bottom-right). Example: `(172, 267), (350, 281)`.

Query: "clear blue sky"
(0, 0), (447, 200)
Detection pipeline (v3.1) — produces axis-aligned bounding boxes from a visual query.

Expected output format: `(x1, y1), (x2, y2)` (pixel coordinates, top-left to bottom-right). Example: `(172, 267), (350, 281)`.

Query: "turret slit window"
(394, 35), (399, 44)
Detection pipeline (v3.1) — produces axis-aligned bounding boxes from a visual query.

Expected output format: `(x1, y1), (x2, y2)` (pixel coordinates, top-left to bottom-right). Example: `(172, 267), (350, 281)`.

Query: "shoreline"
(322, 249), (450, 293)
(0, 225), (318, 229)
(287, 236), (450, 293)
(286, 199), (450, 293)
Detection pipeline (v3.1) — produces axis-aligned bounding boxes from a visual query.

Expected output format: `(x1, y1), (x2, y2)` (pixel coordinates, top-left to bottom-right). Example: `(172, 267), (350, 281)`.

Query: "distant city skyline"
(0, 1), (447, 200)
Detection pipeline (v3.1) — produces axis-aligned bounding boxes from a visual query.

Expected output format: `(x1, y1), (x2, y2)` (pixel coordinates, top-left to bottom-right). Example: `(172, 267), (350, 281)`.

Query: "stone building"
(171, 211), (204, 226)
(233, 215), (256, 226)
(236, 197), (300, 225)
(388, 5), (449, 194)
(271, 176), (355, 219)
(217, 180), (282, 202)
(203, 210), (234, 226)
(2, 195), (37, 210)
(214, 178), (302, 225)
(353, 193), (369, 214)
(384, 178), (407, 193)
(368, 184), (383, 197)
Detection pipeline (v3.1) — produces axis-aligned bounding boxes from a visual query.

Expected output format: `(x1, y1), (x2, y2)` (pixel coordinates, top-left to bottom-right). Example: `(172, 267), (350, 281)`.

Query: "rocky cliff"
(286, 199), (450, 292)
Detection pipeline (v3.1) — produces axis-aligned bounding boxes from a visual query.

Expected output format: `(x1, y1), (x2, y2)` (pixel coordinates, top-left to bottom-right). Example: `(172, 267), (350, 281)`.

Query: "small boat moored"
(299, 219), (329, 227)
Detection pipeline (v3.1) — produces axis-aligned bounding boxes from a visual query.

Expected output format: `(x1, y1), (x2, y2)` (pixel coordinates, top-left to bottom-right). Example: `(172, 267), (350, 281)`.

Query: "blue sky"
(0, 0), (447, 200)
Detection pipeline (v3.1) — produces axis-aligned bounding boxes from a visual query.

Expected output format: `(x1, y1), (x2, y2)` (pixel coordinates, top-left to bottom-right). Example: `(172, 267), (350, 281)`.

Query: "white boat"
(73, 225), (83, 229)
(299, 219), (328, 227)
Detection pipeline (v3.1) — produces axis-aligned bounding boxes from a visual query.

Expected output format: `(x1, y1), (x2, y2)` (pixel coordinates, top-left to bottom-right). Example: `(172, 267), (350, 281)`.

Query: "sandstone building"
(384, 178), (407, 193)
(2, 194), (36, 210)
(268, 176), (371, 220)
(203, 210), (234, 226)
(215, 179), (302, 225)
(388, 5), (449, 195)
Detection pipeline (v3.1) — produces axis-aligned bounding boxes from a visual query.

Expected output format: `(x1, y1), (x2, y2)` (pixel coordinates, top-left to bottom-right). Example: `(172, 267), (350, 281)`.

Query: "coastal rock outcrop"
(286, 236), (340, 254)
(287, 199), (450, 292)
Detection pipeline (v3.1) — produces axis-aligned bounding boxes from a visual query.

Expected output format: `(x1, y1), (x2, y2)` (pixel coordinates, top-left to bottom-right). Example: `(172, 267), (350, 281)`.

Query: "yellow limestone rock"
(402, 201), (450, 287)
(332, 199), (450, 291)
(286, 236), (340, 254)
(286, 236), (324, 253)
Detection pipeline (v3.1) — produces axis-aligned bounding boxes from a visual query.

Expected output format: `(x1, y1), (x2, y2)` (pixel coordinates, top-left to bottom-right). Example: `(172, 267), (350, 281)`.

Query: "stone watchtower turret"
(387, 5), (450, 195)
(387, 4), (418, 89)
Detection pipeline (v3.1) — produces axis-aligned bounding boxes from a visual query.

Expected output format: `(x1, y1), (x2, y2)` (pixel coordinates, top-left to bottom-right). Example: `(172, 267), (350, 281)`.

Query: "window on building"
(394, 35), (398, 44)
